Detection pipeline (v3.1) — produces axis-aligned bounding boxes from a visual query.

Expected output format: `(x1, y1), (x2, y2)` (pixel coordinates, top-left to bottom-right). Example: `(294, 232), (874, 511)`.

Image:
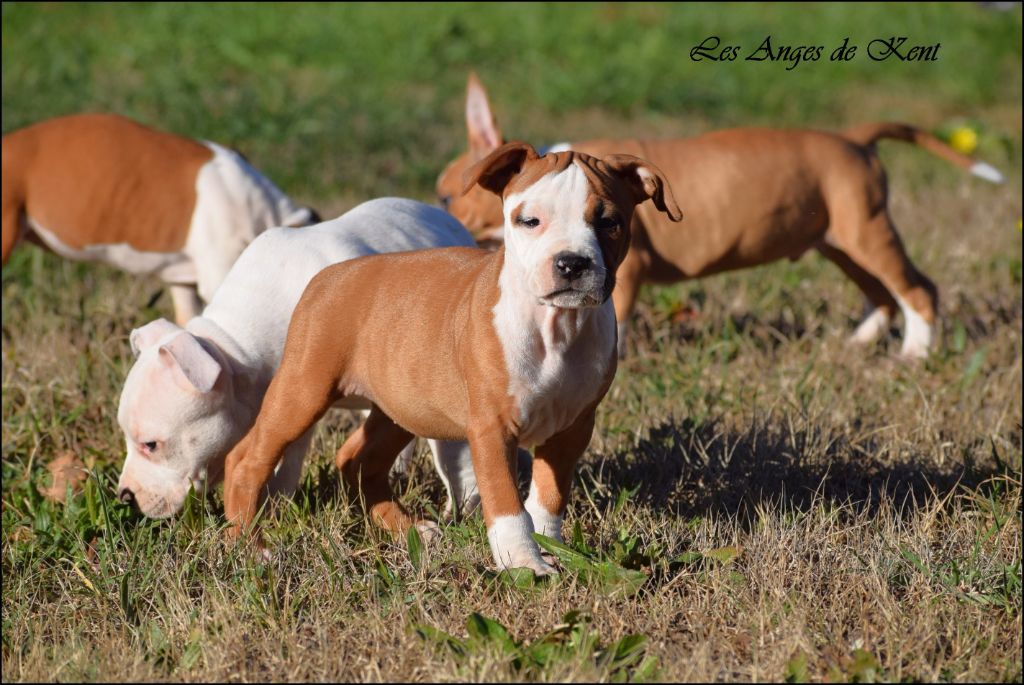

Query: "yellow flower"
(949, 126), (978, 155)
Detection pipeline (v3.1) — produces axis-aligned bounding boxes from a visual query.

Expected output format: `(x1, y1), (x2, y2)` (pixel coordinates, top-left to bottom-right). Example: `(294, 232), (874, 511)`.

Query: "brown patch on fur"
(226, 145), (661, 540)
(440, 76), (981, 350)
(223, 246), (520, 534)
(2, 113), (212, 255)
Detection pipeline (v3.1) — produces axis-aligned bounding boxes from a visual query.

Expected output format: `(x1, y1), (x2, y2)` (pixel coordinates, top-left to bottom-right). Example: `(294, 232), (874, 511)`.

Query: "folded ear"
(130, 319), (182, 357)
(461, 141), (539, 197)
(283, 206), (321, 227)
(158, 332), (222, 394)
(603, 154), (683, 222)
(466, 71), (503, 159)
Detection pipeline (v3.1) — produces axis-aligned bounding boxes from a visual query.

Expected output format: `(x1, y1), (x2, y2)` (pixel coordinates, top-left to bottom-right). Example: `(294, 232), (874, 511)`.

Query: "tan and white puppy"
(437, 73), (1006, 359)
(222, 143), (681, 575)
(2, 113), (318, 324)
(116, 198), (480, 520)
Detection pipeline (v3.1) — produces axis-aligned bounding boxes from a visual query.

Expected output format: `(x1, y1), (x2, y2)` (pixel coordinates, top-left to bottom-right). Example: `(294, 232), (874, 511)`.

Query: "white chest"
(494, 295), (616, 448)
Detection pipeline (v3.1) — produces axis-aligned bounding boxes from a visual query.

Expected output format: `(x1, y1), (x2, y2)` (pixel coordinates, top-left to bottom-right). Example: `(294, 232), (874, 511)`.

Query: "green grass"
(2, 2), (1021, 201)
(3, 2), (1023, 682)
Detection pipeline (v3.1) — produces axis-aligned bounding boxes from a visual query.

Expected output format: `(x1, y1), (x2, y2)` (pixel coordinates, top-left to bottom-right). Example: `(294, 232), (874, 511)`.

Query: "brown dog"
(2, 113), (318, 323)
(436, 73), (1005, 359)
(223, 143), (681, 574)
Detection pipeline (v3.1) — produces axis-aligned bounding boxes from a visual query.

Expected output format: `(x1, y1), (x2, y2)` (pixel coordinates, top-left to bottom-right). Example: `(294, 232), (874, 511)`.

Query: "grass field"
(2, 3), (1022, 682)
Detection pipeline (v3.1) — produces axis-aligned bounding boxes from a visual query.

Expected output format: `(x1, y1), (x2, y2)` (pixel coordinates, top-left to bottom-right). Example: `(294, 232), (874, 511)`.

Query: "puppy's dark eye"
(593, 217), (620, 232)
(516, 216), (540, 228)
(142, 441), (158, 452)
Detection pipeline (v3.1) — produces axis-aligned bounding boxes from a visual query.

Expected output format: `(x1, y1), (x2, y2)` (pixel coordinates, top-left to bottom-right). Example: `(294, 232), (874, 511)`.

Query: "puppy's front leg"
(223, 362), (336, 539)
(468, 422), (554, 576)
(527, 409), (596, 544)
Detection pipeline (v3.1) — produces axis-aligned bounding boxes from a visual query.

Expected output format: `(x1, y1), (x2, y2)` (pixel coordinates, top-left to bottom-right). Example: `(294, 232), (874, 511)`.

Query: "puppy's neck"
(493, 245), (606, 356)
(491, 244), (616, 448)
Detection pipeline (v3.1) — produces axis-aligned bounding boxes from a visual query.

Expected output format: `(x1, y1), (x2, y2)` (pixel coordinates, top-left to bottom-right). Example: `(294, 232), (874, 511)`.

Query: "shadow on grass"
(291, 413), (1019, 525)
(577, 416), (1019, 521)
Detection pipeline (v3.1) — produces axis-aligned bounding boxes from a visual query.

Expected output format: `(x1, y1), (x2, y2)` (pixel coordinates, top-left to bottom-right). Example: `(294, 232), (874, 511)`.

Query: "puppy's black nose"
(118, 487), (136, 507)
(554, 252), (592, 281)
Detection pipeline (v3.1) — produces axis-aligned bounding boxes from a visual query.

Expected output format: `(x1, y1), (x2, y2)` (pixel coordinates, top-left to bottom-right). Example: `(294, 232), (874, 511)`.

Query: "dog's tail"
(841, 122), (1005, 184)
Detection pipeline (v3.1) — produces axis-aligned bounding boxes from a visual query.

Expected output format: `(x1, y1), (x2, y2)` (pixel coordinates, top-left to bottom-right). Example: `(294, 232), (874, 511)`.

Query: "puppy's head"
(116, 319), (238, 518)
(436, 72), (507, 242)
(463, 141), (682, 308)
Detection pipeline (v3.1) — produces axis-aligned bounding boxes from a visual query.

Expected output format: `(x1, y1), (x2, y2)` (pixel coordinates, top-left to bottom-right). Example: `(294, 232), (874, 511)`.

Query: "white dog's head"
(116, 319), (240, 518)
(461, 142), (682, 308)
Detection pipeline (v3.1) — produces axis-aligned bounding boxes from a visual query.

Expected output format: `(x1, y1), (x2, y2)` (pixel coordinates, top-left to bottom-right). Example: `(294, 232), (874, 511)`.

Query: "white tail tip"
(970, 161), (1005, 184)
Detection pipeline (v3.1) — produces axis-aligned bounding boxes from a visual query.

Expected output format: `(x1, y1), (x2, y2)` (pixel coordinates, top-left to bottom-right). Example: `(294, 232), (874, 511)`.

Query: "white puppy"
(115, 198), (480, 518)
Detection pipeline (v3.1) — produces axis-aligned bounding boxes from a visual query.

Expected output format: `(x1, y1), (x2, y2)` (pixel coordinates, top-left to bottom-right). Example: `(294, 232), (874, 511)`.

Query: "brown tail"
(841, 122), (1004, 183)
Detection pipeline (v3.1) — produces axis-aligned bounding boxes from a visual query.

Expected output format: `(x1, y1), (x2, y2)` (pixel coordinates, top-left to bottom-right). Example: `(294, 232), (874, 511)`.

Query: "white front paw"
(414, 519), (441, 546)
(525, 485), (563, 542)
(488, 511), (557, 576)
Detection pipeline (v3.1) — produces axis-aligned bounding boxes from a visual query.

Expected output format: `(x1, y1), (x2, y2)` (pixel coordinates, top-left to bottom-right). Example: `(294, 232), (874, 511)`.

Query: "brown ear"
(466, 71), (503, 159)
(603, 154), (683, 221)
(461, 141), (539, 197)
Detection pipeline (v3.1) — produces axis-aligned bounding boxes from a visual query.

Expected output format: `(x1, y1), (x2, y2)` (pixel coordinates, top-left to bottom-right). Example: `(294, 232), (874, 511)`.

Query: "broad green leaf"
(533, 533), (592, 570)
(414, 624), (467, 657)
(466, 613), (518, 655)
(784, 651), (809, 683)
(496, 567), (538, 590)
(962, 348), (986, 385)
(850, 648), (881, 683)
(672, 551), (703, 565)
(406, 525), (423, 571)
(705, 545), (741, 564)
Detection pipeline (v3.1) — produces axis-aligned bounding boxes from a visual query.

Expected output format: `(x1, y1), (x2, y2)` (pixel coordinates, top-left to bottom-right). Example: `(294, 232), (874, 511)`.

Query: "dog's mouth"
(132, 491), (177, 519)
(539, 287), (605, 309)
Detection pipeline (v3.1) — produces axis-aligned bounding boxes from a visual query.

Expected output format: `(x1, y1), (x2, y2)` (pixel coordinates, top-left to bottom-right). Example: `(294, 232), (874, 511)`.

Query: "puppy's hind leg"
(336, 407), (432, 537)
(429, 439), (480, 521)
(828, 212), (938, 360)
(169, 284), (204, 325)
(611, 248), (648, 359)
(390, 439), (418, 476)
(816, 242), (897, 348)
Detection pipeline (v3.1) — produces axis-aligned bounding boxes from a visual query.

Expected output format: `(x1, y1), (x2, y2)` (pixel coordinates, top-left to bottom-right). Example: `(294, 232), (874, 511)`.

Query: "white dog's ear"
(158, 333), (222, 394)
(130, 319), (182, 357)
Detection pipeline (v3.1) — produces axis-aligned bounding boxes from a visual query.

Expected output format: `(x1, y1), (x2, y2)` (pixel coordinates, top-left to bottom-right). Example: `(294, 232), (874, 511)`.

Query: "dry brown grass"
(2, 151), (1021, 681)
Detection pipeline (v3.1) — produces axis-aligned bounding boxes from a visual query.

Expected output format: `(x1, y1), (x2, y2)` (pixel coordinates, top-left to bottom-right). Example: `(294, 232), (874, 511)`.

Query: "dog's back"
(199, 198), (476, 371)
(2, 113), (212, 259)
(575, 129), (874, 279)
